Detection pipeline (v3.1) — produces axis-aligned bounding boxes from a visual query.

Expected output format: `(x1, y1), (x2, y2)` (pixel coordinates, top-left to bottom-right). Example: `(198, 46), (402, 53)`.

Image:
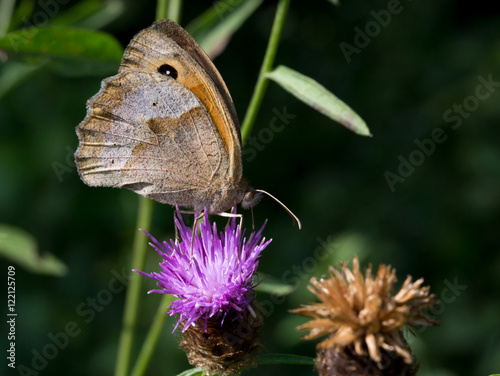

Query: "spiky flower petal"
(135, 210), (271, 332)
(291, 256), (438, 375)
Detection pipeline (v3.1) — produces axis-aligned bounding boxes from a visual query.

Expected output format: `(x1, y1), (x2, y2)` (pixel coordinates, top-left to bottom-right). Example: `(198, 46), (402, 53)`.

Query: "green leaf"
(258, 353), (315, 366)
(7, 0), (35, 32)
(75, 0), (125, 30)
(0, 0), (17, 36)
(0, 224), (68, 276)
(186, 0), (263, 58)
(49, 0), (124, 29)
(176, 368), (204, 376)
(266, 65), (371, 136)
(255, 274), (295, 295)
(0, 26), (123, 76)
(186, 0), (245, 37)
(48, 0), (108, 27)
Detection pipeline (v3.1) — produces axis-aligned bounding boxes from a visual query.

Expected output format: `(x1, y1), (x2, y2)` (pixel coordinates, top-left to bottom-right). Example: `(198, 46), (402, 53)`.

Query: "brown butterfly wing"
(75, 20), (252, 213)
(119, 19), (243, 185)
(75, 70), (234, 212)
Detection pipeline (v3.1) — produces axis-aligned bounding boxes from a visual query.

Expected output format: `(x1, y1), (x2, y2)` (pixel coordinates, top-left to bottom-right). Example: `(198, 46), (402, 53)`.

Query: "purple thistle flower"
(134, 210), (271, 333)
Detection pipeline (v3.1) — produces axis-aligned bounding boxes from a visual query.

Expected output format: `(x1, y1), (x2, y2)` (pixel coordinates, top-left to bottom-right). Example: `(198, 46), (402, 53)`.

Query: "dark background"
(1, 0), (500, 375)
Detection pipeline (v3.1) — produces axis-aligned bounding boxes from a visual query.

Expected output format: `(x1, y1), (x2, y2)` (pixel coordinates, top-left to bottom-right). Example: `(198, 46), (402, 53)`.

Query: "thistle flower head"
(135, 210), (271, 332)
(291, 256), (438, 375)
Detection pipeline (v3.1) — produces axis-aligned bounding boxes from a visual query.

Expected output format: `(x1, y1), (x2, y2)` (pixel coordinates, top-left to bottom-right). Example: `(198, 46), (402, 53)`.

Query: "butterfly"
(75, 19), (300, 227)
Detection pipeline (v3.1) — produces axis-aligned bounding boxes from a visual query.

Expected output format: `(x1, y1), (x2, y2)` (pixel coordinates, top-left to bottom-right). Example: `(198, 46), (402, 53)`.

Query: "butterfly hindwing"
(76, 70), (229, 208)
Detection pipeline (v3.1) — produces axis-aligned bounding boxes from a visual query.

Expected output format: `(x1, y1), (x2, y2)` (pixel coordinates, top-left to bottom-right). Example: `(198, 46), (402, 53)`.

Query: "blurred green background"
(1, 0), (500, 375)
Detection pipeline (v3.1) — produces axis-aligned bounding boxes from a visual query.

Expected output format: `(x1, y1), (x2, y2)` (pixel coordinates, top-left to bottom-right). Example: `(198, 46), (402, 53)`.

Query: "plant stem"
(129, 294), (174, 376)
(168, 0), (183, 23)
(114, 197), (154, 376)
(156, 0), (168, 20)
(240, 0), (290, 144)
(0, 0), (16, 37)
(156, 0), (182, 21)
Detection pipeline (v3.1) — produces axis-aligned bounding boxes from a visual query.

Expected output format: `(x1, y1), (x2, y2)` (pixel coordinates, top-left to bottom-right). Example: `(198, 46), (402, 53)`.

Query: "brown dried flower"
(291, 256), (438, 375)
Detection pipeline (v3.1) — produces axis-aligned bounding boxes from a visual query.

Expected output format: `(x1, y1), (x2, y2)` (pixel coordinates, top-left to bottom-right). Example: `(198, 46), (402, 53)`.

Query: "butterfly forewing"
(119, 19), (243, 184)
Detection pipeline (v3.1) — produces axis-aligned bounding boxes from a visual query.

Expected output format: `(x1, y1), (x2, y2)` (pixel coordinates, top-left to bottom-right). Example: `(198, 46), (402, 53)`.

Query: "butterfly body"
(75, 19), (258, 214)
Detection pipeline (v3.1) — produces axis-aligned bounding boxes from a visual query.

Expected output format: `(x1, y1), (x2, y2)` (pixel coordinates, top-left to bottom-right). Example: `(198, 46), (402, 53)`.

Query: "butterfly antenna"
(255, 189), (302, 230)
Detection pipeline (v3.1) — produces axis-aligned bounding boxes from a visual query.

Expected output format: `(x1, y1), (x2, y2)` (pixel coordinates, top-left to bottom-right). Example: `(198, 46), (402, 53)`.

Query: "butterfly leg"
(216, 210), (244, 265)
(173, 208), (197, 248)
(216, 210), (243, 233)
(172, 209), (203, 266)
(189, 211), (205, 261)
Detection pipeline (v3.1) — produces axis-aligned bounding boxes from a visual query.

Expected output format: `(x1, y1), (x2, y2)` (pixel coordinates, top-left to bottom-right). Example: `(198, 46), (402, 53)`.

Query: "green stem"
(129, 294), (174, 376)
(0, 0), (16, 37)
(155, 0), (168, 20)
(240, 0), (290, 144)
(114, 197), (154, 376)
(156, 0), (182, 21)
(168, 0), (183, 23)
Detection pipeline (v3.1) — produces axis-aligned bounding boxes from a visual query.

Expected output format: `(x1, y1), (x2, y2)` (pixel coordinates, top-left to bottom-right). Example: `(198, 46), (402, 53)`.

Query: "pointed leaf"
(0, 0), (16, 37)
(258, 353), (315, 365)
(186, 0), (242, 36)
(0, 224), (67, 276)
(176, 368), (203, 376)
(42, 0), (104, 27)
(255, 274), (295, 295)
(6, 0), (35, 33)
(0, 26), (122, 76)
(49, 0), (124, 29)
(186, 0), (263, 59)
(267, 65), (371, 136)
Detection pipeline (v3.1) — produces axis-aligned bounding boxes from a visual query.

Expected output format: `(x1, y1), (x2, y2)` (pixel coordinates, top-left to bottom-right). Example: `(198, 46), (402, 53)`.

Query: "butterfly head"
(241, 189), (263, 209)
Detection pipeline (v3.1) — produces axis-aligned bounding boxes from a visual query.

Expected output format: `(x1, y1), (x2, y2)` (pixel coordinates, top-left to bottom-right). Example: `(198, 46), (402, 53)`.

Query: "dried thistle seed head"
(291, 256), (438, 373)
(315, 343), (419, 376)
